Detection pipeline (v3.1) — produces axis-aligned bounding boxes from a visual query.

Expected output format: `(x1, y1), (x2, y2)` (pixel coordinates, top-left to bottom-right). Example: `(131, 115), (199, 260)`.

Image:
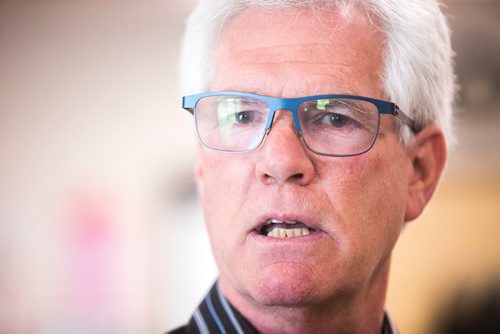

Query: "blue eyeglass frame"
(182, 91), (414, 157)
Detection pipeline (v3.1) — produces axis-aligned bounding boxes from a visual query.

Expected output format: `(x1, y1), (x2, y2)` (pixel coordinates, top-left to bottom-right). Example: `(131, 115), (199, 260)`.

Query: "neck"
(220, 264), (390, 334)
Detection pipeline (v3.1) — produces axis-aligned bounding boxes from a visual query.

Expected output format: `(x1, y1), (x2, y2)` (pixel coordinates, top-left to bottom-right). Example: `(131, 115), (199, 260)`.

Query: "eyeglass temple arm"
(182, 96), (195, 114)
(394, 105), (419, 132)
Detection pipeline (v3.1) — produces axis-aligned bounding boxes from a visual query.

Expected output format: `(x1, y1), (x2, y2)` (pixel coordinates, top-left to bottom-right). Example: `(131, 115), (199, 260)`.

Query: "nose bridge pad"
(265, 108), (302, 138)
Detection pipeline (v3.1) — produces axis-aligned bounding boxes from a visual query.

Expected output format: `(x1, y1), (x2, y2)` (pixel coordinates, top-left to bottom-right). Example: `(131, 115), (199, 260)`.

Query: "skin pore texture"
(195, 5), (446, 334)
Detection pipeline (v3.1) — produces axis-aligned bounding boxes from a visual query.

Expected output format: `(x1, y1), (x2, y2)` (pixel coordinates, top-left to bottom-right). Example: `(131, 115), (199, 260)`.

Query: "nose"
(255, 110), (315, 186)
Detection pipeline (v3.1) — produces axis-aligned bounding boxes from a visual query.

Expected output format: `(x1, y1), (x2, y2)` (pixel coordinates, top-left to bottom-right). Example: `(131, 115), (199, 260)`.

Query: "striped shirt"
(168, 281), (398, 334)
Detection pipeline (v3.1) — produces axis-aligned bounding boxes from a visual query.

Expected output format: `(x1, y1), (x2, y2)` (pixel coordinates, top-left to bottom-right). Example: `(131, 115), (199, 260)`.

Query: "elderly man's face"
(196, 6), (412, 307)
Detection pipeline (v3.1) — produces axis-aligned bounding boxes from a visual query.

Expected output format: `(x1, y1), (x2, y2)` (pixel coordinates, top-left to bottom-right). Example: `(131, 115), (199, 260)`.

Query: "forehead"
(212, 5), (386, 97)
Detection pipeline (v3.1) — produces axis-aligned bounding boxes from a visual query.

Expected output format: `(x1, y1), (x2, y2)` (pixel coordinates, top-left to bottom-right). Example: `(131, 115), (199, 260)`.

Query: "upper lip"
(249, 213), (321, 233)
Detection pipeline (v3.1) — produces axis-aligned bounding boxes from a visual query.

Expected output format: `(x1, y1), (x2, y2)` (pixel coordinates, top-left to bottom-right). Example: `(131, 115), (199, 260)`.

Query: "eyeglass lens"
(194, 95), (381, 156)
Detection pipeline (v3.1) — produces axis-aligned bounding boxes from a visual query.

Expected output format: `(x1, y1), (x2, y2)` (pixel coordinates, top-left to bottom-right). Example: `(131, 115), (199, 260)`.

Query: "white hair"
(180, 0), (456, 146)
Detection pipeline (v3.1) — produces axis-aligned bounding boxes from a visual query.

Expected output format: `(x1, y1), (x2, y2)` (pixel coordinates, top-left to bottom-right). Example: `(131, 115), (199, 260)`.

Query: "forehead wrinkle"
(216, 72), (361, 98)
(234, 60), (344, 66)
(212, 6), (386, 99)
(217, 7), (381, 58)
(219, 62), (354, 86)
(214, 59), (375, 98)
(222, 43), (354, 66)
(230, 61), (354, 72)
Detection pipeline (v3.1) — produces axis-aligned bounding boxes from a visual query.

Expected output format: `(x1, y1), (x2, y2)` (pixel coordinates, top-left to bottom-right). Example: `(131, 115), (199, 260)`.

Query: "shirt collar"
(188, 280), (397, 334)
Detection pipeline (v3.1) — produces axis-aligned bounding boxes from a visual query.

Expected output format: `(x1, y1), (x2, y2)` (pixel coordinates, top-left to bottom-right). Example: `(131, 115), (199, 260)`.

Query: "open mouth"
(256, 219), (316, 238)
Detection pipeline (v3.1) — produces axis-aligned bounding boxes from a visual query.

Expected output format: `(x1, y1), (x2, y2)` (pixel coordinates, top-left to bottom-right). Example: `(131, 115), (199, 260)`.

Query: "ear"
(405, 125), (447, 222)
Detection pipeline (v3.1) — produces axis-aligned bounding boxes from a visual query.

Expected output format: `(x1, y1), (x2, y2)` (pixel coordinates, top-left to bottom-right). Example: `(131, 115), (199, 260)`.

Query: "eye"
(325, 113), (350, 127)
(316, 112), (361, 130)
(235, 110), (255, 124)
(300, 99), (365, 130)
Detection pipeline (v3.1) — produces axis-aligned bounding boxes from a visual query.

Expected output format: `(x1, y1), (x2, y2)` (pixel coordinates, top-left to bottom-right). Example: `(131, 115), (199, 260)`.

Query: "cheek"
(200, 153), (252, 204)
(197, 151), (254, 243)
(320, 150), (407, 249)
(331, 140), (408, 208)
(358, 151), (408, 245)
(318, 155), (376, 206)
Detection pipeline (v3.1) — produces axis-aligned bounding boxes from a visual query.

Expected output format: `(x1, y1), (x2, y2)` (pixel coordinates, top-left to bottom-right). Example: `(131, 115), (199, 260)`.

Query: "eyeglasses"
(182, 92), (414, 157)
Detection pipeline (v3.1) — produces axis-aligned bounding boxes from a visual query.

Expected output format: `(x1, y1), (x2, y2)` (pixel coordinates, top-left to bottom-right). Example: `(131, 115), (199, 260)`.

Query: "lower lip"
(249, 229), (326, 243)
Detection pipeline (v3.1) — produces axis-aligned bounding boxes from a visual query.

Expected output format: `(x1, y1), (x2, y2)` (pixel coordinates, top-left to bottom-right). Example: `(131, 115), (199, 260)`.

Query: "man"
(172, 0), (455, 333)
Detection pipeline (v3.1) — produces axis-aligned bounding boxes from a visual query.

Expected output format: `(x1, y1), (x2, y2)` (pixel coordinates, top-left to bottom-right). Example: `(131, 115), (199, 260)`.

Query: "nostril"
(261, 172), (304, 185)
(289, 173), (304, 182)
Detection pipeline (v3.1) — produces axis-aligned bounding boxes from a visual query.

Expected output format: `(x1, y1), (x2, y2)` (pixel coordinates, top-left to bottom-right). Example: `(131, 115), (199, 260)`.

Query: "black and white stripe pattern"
(168, 281), (257, 334)
(168, 281), (398, 334)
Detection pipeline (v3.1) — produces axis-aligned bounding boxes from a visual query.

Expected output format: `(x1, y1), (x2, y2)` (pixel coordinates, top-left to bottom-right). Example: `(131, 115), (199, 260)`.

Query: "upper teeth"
(267, 219), (298, 225)
(267, 227), (310, 238)
(263, 219), (312, 238)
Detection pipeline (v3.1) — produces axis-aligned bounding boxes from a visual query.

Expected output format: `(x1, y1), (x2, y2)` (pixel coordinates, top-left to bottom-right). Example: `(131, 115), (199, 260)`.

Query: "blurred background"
(0, 0), (498, 333)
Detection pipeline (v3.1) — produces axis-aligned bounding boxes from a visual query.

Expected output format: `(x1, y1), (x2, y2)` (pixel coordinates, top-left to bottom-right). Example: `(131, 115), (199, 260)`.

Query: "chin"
(253, 288), (320, 307)
(249, 263), (331, 307)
